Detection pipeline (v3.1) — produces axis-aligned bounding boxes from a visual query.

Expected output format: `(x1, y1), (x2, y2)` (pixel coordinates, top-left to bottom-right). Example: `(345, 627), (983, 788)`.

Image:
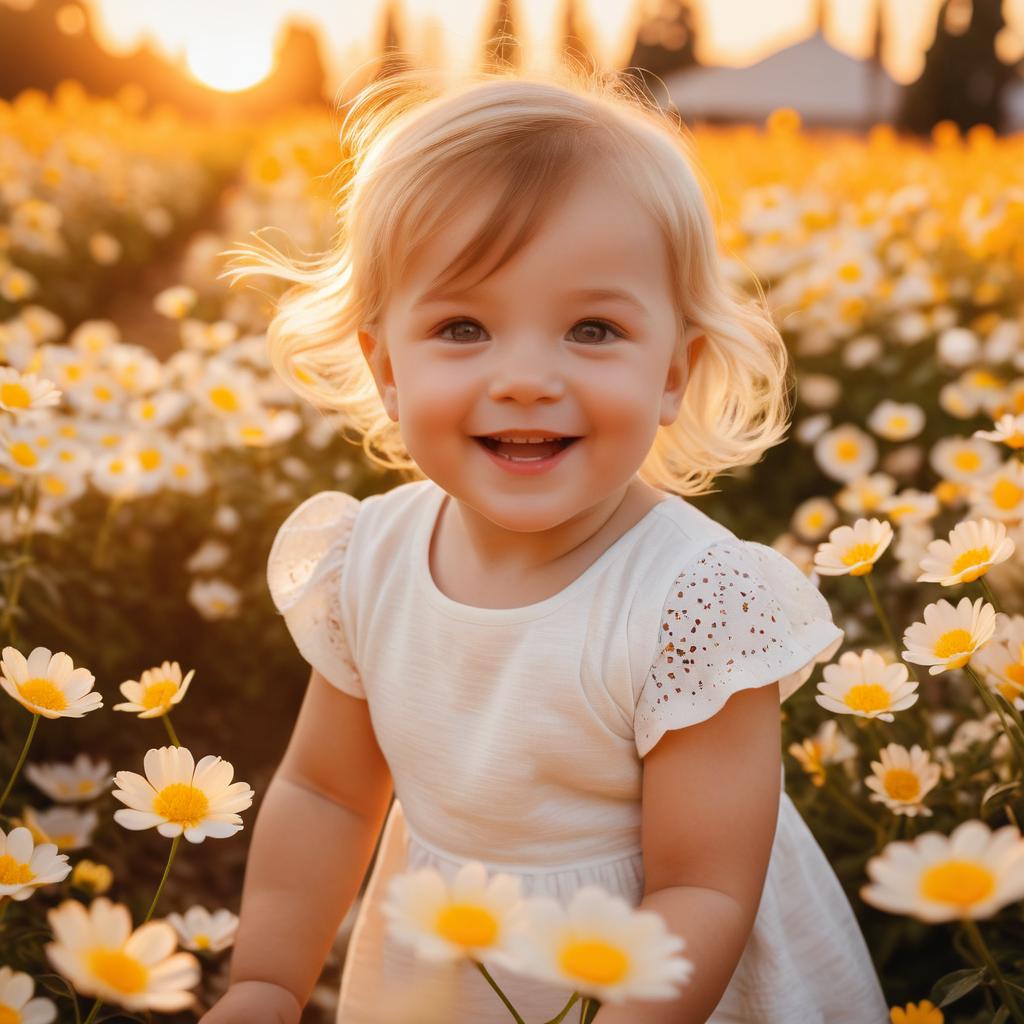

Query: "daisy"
(0, 965), (57, 1024)
(791, 497), (838, 542)
(71, 859), (113, 895)
(970, 460), (1024, 522)
(0, 646), (102, 719)
(814, 518), (893, 576)
(0, 825), (71, 901)
(0, 368), (61, 417)
(153, 285), (197, 320)
(787, 719), (859, 787)
(974, 412), (1024, 450)
(187, 578), (241, 620)
(0, 422), (57, 476)
(902, 597), (997, 674)
(876, 490), (940, 526)
(24, 753), (112, 802)
(917, 517), (1015, 585)
(929, 436), (1002, 485)
(813, 424), (878, 483)
(17, 805), (99, 849)
(166, 905), (239, 953)
(113, 662), (195, 719)
(112, 745), (254, 843)
(889, 999), (944, 1023)
(867, 400), (925, 442)
(506, 886), (692, 1004)
(45, 897), (200, 1012)
(382, 861), (527, 969)
(864, 744), (941, 817)
(860, 820), (1024, 922)
(971, 616), (1024, 708)
(816, 649), (919, 722)
(836, 473), (897, 516)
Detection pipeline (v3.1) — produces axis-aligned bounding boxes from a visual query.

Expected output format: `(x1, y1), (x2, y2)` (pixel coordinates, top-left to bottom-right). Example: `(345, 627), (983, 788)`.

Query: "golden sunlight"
(184, 33), (275, 92)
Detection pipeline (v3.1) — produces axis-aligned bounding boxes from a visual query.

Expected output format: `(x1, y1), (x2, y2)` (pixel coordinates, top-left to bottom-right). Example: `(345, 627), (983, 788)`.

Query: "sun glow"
(184, 34), (275, 92)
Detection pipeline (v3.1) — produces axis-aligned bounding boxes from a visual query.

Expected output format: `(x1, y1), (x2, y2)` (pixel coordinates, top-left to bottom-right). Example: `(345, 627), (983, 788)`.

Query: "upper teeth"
(491, 436), (562, 443)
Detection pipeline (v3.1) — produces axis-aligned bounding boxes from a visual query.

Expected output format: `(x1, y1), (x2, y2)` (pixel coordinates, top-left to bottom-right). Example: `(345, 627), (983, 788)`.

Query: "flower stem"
(0, 477), (38, 644)
(825, 771), (885, 844)
(474, 961), (525, 1023)
(82, 997), (103, 1024)
(978, 576), (1005, 614)
(0, 712), (39, 813)
(143, 834), (181, 924)
(961, 917), (1024, 1024)
(579, 996), (590, 1023)
(862, 574), (896, 651)
(161, 714), (181, 747)
(964, 665), (1024, 777)
(541, 992), (580, 1023)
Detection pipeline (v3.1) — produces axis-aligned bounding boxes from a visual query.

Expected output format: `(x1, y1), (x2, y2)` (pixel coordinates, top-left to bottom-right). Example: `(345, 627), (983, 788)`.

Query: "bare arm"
(204, 666), (393, 1020)
(595, 683), (782, 1023)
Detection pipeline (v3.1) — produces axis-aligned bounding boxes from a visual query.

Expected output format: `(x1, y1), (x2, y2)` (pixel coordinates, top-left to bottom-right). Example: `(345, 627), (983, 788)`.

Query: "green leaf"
(981, 780), (1023, 812)
(931, 966), (987, 1008)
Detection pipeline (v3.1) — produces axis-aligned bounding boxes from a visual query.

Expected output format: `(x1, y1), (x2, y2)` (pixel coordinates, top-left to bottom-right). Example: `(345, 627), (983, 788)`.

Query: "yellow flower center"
(953, 450), (981, 471)
(86, 948), (149, 994)
(934, 629), (973, 668)
(0, 854), (34, 885)
(93, 385), (112, 402)
(142, 681), (178, 709)
(434, 903), (499, 948)
(193, 933), (211, 950)
(884, 769), (922, 802)
(993, 478), (1023, 510)
(559, 939), (630, 986)
(838, 262), (862, 283)
(78, 779), (96, 794)
(920, 860), (995, 909)
(209, 386), (238, 413)
(843, 683), (891, 713)
(0, 1003), (21, 1024)
(10, 441), (37, 468)
(18, 676), (67, 711)
(836, 439), (861, 462)
(139, 449), (161, 471)
(951, 547), (991, 582)
(1, 382), (31, 408)
(888, 415), (909, 432)
(52, 833), (77, 848)
(841, 542), (878, 576)
(153, 783), (209, 828)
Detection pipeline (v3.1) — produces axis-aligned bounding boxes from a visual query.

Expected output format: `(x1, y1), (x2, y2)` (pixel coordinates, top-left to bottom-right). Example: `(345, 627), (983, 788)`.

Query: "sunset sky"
(80, 0), (1024, 92)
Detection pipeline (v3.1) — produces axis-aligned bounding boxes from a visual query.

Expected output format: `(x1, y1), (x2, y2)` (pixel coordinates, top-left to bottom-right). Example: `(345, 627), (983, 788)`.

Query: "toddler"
(205, 65), (889, 1024)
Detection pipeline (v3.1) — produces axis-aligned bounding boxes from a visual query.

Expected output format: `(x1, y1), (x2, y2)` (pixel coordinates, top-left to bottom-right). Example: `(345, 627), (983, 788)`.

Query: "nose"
(486, 337), (565, 403)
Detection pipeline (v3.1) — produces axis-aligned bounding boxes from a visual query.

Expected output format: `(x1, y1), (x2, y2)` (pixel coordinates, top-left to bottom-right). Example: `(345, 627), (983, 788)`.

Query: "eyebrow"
(412, 285), (649, 315)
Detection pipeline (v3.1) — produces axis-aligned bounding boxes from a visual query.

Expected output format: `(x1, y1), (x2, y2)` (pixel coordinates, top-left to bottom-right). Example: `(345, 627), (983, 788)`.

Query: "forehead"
(396, 167), (671, 305)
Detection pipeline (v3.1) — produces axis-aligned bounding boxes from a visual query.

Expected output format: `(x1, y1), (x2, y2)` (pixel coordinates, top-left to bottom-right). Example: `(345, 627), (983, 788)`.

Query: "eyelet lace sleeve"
(634, 539), (844, 758)
(266, 490), (364, 699)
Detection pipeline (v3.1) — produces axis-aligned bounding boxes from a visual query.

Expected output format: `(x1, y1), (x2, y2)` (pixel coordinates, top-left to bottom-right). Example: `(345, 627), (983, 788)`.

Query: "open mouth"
(473, 436), (581, 461)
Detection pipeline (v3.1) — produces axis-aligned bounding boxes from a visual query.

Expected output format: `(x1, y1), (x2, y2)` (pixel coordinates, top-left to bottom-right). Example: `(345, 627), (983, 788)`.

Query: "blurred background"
(3, 2), (1024, 1023)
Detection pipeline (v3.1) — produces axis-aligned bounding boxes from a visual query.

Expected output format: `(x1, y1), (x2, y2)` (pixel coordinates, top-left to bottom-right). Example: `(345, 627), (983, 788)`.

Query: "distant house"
(662, 28), (902, 130)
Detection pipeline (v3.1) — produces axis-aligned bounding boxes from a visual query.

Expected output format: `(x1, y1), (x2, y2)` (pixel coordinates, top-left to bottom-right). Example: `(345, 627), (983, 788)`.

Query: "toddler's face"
(360, 166), (694, 532)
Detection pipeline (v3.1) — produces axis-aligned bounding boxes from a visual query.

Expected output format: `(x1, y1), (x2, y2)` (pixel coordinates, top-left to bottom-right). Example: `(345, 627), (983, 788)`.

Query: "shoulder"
(632, 534), (844, 758)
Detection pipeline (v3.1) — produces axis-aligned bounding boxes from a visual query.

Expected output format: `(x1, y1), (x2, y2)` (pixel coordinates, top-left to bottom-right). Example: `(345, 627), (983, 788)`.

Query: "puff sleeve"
(266, 490), (365, 699)
(634, 539), (844, 758)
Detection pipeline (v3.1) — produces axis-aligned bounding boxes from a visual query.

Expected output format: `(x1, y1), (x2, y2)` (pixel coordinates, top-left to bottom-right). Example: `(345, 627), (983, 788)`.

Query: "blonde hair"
(221, 62), (793, 497)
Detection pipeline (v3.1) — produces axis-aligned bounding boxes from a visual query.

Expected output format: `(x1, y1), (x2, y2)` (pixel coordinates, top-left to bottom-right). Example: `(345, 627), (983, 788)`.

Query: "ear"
(358, 326), (399, 423)
(659, 324), (705, 427)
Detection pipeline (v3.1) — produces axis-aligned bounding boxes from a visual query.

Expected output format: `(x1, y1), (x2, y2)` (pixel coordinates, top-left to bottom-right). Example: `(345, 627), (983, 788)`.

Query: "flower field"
(2, 82), (1024, 1023)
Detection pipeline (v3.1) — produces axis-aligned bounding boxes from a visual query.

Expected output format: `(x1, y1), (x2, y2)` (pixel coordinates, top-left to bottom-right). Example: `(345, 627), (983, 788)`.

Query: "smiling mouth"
(473, 436), (581, 460)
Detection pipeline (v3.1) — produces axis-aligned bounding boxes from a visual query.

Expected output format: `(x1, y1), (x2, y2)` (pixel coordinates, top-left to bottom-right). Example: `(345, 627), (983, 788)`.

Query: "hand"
(199, 979), (303, 1024)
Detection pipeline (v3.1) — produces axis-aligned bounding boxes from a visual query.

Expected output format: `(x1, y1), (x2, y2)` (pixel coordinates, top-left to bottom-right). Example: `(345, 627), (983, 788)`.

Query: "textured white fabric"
(267, 478), (889, 1024)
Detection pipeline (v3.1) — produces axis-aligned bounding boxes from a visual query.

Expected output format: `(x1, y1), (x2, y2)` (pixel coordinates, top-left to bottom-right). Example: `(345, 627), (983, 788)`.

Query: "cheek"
(394, 356), (474, 430)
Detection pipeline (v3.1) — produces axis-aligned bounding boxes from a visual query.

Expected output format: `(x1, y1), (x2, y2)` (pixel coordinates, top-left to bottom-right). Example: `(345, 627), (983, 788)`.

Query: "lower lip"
(474, 438), (580, 475)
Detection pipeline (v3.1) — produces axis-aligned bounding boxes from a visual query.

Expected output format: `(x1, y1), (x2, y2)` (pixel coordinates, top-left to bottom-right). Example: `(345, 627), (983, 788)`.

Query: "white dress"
(266, 478), (889, 1024)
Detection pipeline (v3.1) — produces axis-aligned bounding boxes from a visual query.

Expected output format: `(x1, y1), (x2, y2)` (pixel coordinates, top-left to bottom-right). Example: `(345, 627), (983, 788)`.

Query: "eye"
(434, 318), (626, 344)
(568, 319), (625, 344)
